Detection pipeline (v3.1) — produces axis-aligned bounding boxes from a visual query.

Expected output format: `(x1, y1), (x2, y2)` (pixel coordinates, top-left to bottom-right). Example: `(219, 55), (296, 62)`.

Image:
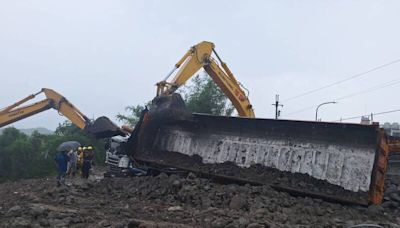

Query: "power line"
(335, 78), (400, 101)
(283, 58), (400, 103)
(334, 109), (400, 122)
(285, 104), (317, 117)
(284, 77), (400, 117)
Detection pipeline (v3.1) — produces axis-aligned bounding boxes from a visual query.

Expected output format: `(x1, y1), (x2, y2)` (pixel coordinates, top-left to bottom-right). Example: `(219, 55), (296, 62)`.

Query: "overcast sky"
(1, 1), (400, 130)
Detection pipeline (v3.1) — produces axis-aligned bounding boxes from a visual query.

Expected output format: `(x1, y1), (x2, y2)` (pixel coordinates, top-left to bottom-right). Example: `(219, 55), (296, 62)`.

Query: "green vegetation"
(182, 74), (234, 116)
(0, 121), (105, 183)
(117, 74), (234, 126)
(116, 103), (149, 126)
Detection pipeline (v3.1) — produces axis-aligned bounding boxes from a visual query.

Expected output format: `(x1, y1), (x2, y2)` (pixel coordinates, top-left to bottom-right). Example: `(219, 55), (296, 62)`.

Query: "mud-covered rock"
(127, 219), (142, 228)
(229, 194), (247, 210)
(389, 192), (400, 202)
(8, 205), (23, 216)
(247, 223), (264, 228)
(235, 216), (249, 227)
(39, 218), (50, 227)
(168, 205), (183, 211)
(12, 217), (30, 227)
(211, 218), (228, 228)
(51, 218), (70, 227)
(98, 219), (111, 227)
(367, 204), (384, 216)
(29, 204), (47, 218)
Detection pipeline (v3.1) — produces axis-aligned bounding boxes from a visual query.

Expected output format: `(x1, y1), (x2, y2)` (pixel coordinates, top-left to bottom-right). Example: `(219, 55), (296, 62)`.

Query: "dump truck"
(128, 94), (389, 205)
(123, 41), (391, 206)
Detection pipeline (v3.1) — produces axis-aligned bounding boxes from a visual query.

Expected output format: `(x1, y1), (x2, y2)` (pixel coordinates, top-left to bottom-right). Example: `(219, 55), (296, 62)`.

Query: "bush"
(0, 122), (106, 183)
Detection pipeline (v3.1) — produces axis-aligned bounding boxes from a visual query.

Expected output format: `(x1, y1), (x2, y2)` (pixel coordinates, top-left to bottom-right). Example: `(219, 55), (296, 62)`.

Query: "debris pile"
(0, 172), (399, 227)
(138, 152), (369, 204)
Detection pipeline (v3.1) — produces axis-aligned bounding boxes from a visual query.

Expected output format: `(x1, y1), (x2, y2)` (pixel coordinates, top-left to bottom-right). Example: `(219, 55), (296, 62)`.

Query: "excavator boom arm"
(42, 88), (90, 129)
(204, 60), (254, 117)
(0, 99), (52, 128)
(157, 41), (255, 118)
(0, 88), (90, 130)
(0, 88), (127, 138)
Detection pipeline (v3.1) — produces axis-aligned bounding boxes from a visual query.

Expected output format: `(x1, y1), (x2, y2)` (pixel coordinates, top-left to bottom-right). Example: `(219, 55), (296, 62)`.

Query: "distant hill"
(0, 127), (53, 136)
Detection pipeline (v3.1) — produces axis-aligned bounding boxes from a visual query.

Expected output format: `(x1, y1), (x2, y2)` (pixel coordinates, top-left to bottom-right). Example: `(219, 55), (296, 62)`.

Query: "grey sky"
(1, 1), (400, 130)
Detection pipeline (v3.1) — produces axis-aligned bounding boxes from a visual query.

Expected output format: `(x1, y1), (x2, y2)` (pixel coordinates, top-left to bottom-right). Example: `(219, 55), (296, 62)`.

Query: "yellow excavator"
(0, 88), (125, 138)
(105, 41), (256, 176)
(156, 41), (255, 118)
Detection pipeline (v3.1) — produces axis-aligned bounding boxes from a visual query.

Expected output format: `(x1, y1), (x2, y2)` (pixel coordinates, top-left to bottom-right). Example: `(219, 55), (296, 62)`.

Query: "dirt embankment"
(0, 172), (399, 227)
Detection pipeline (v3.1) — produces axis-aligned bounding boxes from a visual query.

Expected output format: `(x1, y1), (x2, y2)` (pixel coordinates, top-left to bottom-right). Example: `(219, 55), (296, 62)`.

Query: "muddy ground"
(0, 170), (399, 228)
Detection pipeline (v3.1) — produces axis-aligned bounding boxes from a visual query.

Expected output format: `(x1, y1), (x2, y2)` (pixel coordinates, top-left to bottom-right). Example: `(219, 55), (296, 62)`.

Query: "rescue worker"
(87, 146), (95, 161)
(77, 147), (85, 171)
(81, 146), (94, 179)
(54, 150), (69, 187)
(67, 149), (78, 177)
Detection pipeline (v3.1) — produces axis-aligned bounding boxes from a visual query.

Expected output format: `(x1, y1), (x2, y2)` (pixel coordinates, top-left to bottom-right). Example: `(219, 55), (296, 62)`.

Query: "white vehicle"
(105, 136), (133, 176)
(104, 136), (178, 177)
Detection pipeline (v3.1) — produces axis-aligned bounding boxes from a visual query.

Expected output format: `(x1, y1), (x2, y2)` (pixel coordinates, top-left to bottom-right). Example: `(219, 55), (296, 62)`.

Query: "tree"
(116, 104), (149, 126)
(116, 73), (234, 126)
(181, 74), (234, 116)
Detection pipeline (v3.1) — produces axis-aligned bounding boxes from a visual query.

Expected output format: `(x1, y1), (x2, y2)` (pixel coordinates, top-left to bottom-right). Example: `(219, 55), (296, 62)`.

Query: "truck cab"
(104, 136), (133, 176)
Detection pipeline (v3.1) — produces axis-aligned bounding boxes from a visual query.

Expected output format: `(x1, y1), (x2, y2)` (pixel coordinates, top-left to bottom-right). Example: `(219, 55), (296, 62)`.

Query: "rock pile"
(0, 173), (399, 227)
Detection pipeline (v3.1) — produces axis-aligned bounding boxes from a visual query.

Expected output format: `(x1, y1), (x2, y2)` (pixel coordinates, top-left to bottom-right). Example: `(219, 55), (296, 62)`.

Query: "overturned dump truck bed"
(131, 95), (390, 205)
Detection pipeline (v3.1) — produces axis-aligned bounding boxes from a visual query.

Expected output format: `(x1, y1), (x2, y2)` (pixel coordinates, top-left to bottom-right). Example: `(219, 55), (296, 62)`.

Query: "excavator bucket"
(85, 116), (127, 138)
(130, 94), (390, 205)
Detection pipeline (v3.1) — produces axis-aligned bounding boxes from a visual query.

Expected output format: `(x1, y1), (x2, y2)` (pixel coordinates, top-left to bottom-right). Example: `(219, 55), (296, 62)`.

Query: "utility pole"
(272, 94), (283, 119)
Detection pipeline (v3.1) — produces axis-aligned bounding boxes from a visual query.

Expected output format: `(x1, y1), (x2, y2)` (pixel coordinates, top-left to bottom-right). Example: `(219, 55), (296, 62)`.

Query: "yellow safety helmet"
(87, 146), (93, 150)
(83, 147), (87, 150)
(78, 147), (83, 151)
